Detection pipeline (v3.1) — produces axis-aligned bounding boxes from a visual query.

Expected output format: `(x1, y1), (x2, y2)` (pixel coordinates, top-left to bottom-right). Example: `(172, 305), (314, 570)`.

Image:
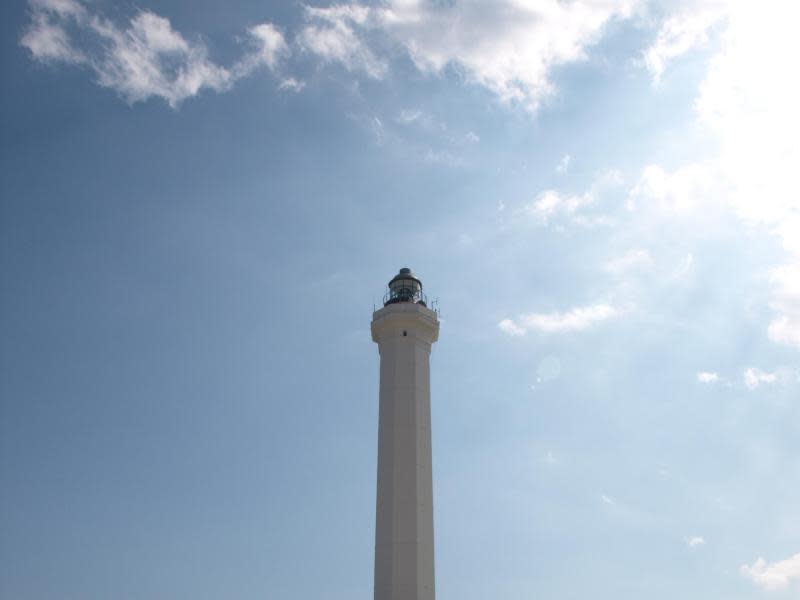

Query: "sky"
(1, 0), (799, 598)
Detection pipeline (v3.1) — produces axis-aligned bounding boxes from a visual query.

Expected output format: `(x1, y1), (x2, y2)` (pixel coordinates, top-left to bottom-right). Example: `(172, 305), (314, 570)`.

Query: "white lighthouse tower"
(371, 268), (439, 600)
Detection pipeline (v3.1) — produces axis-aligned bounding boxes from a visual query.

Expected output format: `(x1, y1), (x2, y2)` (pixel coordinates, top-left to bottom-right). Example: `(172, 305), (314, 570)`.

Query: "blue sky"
(2, 1), (799, 598)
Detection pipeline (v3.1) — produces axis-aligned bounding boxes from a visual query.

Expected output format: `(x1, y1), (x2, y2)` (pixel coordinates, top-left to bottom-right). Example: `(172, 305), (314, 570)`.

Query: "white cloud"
(298, 5), (386, 79)
(89, 12), (235, 107)
(741, 553), (800, 591)
(696, 371), (719, 383)
(498, 319), (526, 336)
(686, 536), (706, 548)
(500, 304), (618, 336)
(743, 368), (777, 391)
(768, 316), (800, 349)
(20, 1), (288, 107)
(278, 76), (305, 92)
(627, 162), (718, 213)
(530, 169), (623, 224)
(299, 0), (639, 112)
(241, 23), (290, 72)
(643, 4), (727, 82)
(767, 263), (800, 348)
(530, 190), (587, 223)
(682, 2), (800, 348)
(19, 0), (647, 114)
(385, 0), (639, 112)
(31, 0), (84, 15)
(392, 109), (454, 138)
(20, 16), (83, 64)
(693, 4), (800, 228)
(605, 249), (653, 274)
(20, 0), (85, 63)
(397, 109), (422, 125)
(556, 154), (571, 174)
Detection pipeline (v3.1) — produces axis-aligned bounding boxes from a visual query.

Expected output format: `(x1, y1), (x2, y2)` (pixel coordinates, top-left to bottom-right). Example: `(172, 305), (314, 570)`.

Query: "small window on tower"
(403, 331), (407, 336)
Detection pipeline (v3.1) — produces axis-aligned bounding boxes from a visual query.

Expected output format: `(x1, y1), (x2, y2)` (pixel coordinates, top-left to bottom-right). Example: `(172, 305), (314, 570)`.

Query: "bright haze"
(2, 1), (799, 598)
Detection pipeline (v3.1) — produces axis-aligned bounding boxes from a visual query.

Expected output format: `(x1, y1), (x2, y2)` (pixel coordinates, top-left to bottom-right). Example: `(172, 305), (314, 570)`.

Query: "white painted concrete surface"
(371, 301), (439, 600)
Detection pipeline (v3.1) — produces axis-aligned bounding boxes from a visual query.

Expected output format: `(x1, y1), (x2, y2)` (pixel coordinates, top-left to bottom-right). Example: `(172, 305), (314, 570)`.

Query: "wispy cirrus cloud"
(297, 4), (386, 79)
(741, 553), (800, 591)
(499, 304), (618, 336)
(20, 0), (643, 112)
(20, 0), (288, 107)
(20, 0), (86, 64)
(295, 0), (640, 112)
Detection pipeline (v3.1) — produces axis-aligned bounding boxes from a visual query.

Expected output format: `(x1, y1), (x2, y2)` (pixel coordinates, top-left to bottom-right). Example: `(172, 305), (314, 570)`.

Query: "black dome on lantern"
(388, 267), (421, 287)
(384, 267), (427, 306)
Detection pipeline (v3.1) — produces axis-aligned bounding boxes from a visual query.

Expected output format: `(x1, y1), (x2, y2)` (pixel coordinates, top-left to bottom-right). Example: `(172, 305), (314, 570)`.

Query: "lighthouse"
(371, 268), (439, 600)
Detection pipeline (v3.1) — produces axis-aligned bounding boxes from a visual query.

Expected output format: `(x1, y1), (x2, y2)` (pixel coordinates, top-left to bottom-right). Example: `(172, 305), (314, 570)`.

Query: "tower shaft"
(372, 301), (439, 600)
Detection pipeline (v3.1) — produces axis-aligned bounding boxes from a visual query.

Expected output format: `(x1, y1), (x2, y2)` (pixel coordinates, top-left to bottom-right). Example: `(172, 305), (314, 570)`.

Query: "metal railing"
(374, 293), (439, 316)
